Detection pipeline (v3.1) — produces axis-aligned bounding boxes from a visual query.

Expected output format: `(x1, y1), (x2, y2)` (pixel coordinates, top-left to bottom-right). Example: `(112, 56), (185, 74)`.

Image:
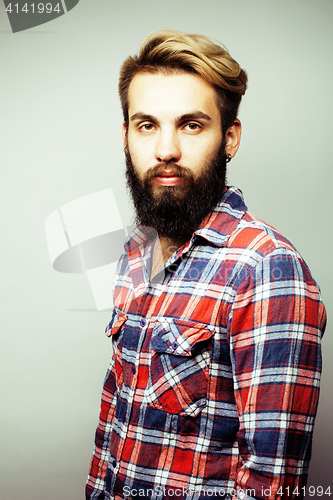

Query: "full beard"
(125, 141), (228, 242)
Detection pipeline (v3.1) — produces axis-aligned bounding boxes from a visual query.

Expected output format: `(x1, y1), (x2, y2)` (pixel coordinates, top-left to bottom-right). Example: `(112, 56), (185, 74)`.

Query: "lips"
(150, 169), (185, 187)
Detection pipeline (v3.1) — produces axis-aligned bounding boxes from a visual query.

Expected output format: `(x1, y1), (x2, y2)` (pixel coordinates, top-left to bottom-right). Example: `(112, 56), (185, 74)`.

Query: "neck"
(151, 236), (186, 278)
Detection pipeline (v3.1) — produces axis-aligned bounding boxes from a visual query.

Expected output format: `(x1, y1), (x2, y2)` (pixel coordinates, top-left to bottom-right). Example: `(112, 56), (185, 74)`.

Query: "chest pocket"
(105, 309), (127, 392)
(146, 318), (214, 418)
(105, 310), (127, 339)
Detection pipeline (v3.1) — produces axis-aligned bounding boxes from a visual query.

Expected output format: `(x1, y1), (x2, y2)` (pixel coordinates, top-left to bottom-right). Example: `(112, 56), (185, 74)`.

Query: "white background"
(0, 1), (332, 498)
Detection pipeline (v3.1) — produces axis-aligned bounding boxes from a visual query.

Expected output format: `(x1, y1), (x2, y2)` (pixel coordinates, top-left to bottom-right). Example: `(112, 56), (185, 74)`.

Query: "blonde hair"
(119, 29), (248, 133)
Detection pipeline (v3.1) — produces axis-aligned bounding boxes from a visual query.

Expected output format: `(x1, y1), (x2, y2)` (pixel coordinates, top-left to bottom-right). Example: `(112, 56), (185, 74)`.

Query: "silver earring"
(226, 154), (232, 163)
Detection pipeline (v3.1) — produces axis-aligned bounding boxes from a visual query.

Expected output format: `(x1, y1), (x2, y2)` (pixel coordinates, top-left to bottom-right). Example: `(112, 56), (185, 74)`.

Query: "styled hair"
(119, 29), (248, 134)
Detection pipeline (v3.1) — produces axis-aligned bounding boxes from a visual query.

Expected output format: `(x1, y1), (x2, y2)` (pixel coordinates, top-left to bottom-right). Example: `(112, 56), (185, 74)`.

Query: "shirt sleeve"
(228, 248), (326, 500)
(85, 348), (118, 498)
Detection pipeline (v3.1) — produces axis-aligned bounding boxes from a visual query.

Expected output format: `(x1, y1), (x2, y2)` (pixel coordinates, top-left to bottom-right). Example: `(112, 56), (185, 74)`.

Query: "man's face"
(123, 72), (223, 190)
(123, 71), (241, 241)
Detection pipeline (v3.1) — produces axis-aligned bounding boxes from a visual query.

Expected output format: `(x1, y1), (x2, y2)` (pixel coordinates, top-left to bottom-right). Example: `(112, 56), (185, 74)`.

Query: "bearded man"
(86, 30), (326, 500)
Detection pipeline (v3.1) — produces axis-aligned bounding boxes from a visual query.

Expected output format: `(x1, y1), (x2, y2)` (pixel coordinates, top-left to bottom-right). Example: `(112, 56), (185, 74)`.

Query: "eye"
(139, 123), (155, 131)
(183, 122), (202, 132)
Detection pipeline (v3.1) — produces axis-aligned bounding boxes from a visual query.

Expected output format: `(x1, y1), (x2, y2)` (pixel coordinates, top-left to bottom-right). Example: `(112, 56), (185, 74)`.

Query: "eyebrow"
(130, 111), (212, 123)
(130, 113), (157, 123)
(176, 112), (212, 122)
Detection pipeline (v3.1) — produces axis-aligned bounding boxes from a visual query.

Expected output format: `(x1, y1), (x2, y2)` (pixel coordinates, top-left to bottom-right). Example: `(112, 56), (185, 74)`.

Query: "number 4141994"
(5, 3), (61, 14)
(277, 486), (332, 496)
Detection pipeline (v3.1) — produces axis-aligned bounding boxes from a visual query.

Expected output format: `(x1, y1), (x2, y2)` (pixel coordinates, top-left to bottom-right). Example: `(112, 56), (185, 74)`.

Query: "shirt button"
(112, 458), (117, 468)
(140, 319), (146, 327)
(171, 341), (178, 350)
(132, 366), (136, 374)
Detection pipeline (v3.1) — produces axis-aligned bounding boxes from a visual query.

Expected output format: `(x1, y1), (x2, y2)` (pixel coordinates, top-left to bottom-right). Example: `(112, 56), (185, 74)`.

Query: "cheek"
(130, 147), (150, 168)
(127, 141), (154, 179)
(187, 140), (221, 173)
(128, 135), (153, 163)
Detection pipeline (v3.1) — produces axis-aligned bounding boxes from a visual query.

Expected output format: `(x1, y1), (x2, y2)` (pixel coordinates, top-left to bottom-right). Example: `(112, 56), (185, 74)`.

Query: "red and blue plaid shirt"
(86, 187), (326, 500)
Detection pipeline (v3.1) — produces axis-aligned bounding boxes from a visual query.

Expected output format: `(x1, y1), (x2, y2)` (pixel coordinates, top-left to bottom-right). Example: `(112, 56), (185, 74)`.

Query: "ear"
(225, 119), (242, 159)
(122, 121), (127, 148)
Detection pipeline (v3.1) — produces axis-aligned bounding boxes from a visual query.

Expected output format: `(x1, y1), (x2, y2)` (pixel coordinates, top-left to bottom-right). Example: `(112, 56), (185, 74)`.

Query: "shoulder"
(217, 202), (323, 297)
(228, 210), (299, 258)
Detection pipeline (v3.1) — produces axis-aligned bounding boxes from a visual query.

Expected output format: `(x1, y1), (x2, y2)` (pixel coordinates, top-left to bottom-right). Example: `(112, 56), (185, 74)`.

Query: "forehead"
(127, 72), (220, 120)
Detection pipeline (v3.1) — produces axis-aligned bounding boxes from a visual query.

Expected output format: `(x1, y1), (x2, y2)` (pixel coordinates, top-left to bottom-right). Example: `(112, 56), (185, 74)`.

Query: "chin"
(150, 184), (190, 200)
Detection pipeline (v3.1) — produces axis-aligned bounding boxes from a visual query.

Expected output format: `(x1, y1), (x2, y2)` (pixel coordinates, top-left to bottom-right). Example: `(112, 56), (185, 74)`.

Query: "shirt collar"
(193, 186), (248, 247)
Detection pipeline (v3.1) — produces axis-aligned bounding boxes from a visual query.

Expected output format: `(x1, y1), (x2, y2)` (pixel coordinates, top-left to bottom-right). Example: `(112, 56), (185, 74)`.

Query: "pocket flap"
(151, 318), (214, 356)
(105, 310), (127, 337)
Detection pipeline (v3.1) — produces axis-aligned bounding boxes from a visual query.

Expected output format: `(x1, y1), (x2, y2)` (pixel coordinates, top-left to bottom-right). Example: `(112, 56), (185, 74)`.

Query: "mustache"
(144, 163), (194, 182)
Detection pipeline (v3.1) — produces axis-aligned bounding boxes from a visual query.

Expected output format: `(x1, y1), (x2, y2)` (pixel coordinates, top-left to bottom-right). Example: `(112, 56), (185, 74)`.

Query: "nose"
(155, 128), (181, 163)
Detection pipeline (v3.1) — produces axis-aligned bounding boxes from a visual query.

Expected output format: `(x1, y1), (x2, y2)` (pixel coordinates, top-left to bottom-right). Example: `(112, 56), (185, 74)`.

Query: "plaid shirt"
(86, 187), (326, 500)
